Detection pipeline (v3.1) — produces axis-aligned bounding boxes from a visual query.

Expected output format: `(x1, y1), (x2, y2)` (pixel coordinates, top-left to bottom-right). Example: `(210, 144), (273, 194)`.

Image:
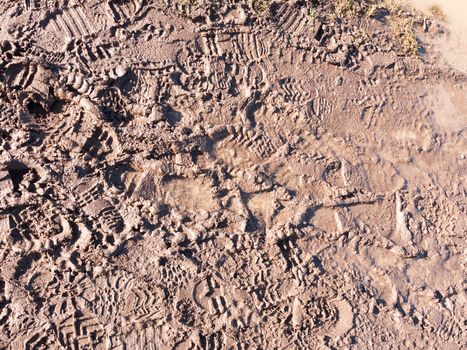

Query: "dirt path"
(0, 1), (465, 349)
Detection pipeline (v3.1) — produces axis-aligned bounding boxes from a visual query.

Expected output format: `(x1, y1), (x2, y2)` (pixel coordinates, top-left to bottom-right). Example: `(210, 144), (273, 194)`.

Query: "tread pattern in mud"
(0, 0), (466, 349)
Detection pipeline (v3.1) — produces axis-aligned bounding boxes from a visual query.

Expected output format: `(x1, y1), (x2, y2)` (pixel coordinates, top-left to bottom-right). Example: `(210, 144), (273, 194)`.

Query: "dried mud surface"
(0, 1), (466, 349)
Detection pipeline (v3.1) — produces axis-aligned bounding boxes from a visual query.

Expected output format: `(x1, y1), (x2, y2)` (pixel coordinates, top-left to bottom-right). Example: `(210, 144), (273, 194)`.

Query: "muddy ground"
(0, 0), (465, 349)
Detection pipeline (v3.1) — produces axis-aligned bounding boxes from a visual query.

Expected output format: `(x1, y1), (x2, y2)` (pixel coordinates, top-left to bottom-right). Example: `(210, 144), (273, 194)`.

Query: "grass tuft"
(308, 7), (318, 20)
(252, 0), (271, 15)
(383, 0), (403, 14)
(391, 17), (419, 55)
(335, 0), (355, 17)
(365, 0), (403, 17)
(428, 4), (447, 21)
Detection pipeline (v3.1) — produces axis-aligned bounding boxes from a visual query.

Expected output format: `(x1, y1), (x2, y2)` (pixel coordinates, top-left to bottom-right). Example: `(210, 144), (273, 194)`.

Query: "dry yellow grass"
(252, 0), (271, 14)
(429, 4), (447, 21)
(335, 0), (355, 17)
(365, 0), (403, 17)
(391, 17), (419, 55)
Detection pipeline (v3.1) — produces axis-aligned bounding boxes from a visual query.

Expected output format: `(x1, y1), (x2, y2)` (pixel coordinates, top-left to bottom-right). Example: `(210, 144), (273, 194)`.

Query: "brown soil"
(0, 1), (465, 349)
